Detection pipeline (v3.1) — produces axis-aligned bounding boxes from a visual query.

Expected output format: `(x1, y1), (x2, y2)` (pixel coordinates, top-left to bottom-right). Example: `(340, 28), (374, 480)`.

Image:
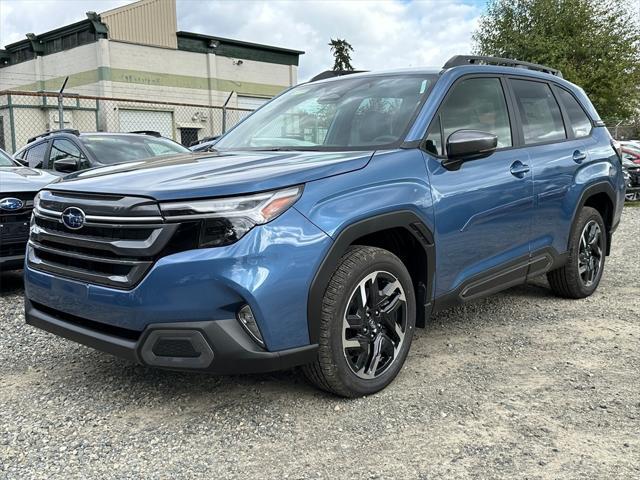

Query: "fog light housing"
(237, 304), (265, 348)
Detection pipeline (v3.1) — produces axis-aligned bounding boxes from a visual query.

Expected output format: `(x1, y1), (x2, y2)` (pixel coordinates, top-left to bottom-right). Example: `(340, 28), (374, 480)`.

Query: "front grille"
(35, 216), (154, 241)
(1, 192), (34, 246)
(28, 190), (188, 289)
(1, 243), (26, 257)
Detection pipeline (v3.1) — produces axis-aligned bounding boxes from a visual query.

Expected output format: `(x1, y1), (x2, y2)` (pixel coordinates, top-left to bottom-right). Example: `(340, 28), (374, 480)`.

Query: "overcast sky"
(0, 0), (484, 81)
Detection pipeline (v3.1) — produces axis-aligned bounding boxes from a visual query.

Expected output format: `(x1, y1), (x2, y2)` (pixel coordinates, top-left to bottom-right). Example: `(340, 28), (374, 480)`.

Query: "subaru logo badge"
(0, 197), (24, 211)
(61, 206), (86, 230)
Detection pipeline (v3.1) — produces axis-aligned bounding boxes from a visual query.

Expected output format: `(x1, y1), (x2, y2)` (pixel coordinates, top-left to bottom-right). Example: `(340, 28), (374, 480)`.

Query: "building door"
(119, 109), (174, 139)
(180, 128), (199, 147)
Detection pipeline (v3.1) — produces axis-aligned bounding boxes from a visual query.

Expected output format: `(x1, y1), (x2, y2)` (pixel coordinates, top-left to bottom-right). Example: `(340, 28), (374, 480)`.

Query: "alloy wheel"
(342, 271), (408, 379)
(578, 220), (603, 287)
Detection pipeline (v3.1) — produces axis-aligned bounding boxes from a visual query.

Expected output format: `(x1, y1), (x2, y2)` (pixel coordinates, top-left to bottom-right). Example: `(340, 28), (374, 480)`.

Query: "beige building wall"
(101, 0), (178, 49)
(0, 0), (301, 150)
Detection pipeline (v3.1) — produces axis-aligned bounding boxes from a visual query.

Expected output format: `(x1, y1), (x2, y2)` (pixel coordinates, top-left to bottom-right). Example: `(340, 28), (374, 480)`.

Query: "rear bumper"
(25, 299), (318, 374)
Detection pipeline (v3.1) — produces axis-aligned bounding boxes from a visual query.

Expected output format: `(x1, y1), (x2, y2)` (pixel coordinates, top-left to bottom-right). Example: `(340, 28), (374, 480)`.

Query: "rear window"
(556, 88), (592, 138)
(0, 149), (14, 166)
(511, 79), (566, 145)
(25, 142), (49, 168)
(81, 135), (189, 165)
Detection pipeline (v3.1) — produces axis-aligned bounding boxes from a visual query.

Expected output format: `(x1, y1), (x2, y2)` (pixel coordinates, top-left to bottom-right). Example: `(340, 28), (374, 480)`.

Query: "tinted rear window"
(511, 79), (566, 145)
(25, 142), (48, 168)
(0, 149), (14, 166)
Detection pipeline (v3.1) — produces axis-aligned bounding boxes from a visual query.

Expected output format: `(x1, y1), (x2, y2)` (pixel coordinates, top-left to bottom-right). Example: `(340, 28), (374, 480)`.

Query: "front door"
(424, 76), (534, 298)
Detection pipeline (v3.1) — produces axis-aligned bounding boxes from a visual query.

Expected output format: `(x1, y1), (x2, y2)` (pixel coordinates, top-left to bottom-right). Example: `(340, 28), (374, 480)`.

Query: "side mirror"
(14, 158), (28, 166)
(443, 130), (498, 170)
(53, 158), (80, 173)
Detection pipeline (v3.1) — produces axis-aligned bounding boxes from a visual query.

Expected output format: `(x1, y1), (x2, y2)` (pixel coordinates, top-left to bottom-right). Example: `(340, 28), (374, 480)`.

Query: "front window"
(81, 135), (190, 165)
(49, 139), (90, 170)
(215, 75), (437, 151)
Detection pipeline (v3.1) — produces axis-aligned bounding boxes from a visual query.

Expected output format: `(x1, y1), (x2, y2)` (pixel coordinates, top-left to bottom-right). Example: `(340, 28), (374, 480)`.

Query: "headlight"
(160, 186), (303, 248)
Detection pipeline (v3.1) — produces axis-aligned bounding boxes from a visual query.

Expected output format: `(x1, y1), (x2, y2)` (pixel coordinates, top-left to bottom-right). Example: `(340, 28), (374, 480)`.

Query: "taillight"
(611, 139), (622, 161)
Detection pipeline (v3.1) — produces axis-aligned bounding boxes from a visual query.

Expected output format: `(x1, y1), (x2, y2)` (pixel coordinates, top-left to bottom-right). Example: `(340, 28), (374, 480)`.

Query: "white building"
(0, 0), (303, 150)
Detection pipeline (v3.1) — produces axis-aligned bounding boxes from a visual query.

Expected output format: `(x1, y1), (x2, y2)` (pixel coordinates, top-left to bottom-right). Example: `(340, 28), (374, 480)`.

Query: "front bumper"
(0, 240), (28, 271)
(0, 252), (25, 271)
(25, 208), (332, 352)
(25, 299), (317, 373)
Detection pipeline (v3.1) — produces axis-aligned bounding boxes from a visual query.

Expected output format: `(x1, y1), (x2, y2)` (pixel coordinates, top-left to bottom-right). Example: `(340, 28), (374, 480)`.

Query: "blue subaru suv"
(24, 56), (624, 397)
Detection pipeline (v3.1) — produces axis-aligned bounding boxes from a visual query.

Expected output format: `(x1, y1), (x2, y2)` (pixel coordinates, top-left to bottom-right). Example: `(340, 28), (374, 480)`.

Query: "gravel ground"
(1, 206), (639, 479)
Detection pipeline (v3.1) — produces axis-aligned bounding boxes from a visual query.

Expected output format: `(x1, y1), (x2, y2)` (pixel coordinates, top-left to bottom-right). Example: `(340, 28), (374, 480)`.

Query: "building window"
(180, 128), (200, 147)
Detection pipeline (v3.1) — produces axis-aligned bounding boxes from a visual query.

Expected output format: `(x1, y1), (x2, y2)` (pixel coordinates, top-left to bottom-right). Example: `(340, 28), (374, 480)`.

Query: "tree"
(473, 0), (640, 121)
(329, 39), (355, 72)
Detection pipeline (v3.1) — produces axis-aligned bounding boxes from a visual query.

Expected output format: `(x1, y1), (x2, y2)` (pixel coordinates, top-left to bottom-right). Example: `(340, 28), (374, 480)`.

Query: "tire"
(547, 206), (607, 299)
(303, 246), (416, 397)
(625, 192), (639, 202)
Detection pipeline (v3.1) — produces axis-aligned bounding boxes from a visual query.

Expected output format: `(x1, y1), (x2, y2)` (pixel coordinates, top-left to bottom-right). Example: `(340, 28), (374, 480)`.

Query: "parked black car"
(13, 130), (190, 174)
(622, 156), (640, 201)
(0, 148), (58, 270)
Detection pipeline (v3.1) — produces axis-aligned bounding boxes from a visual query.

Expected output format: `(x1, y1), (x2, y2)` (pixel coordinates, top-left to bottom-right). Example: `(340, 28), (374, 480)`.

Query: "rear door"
(425, 76), (534, 298)
(508, 78), (590, 257)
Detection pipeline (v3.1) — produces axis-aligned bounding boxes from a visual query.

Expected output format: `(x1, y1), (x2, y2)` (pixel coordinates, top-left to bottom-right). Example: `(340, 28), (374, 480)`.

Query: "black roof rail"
(443, 55), (563, 78)
(27, 129), (80, 144)
(130, 130), (162, 137)
(308, 70), (368, 82)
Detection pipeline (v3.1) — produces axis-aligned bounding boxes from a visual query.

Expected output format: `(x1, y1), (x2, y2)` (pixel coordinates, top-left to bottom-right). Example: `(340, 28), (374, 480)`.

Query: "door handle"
(510, 161), (530, 178)
(573, 150), (587, 163)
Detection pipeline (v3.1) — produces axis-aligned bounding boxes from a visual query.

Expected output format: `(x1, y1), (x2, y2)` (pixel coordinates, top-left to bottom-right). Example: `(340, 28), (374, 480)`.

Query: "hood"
(0, 166), (60, 193)
(47, 150), (374, 200)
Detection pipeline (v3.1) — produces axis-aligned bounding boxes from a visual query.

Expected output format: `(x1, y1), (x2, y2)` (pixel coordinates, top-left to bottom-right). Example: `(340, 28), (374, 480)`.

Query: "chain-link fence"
(603, 119), (640, 141)
(0, 91), (254, 153)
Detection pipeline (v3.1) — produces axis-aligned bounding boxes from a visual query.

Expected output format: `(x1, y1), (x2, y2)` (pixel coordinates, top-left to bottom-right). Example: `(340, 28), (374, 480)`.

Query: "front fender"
(294, 149), (437, 343)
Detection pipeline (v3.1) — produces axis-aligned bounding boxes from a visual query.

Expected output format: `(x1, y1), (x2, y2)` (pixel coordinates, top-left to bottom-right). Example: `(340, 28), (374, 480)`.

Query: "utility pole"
(58, 76), (69, 130)
(222, 90), (235, 134)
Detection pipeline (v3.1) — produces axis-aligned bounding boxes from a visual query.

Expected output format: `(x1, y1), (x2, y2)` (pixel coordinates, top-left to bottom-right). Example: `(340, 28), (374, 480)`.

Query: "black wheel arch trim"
(307, 210), (435, 344)
(570, 181), (616, 255)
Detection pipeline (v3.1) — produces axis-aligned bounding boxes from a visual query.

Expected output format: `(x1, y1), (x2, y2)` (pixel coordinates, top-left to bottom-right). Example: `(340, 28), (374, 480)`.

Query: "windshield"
(215, 74), (437, 151)
(82, 135), (190, 165)
(0, 148), (15, 166)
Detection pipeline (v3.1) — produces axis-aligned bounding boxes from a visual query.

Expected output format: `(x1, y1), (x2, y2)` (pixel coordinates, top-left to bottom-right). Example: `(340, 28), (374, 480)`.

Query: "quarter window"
(438, 77), (512, 154)
(511, 79), (566, 144)
(424, 116), (442, 156)
(555, 88), (592, 138)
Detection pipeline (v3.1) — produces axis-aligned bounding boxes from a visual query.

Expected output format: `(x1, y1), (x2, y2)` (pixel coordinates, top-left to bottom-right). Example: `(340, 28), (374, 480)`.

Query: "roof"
(176, 31), (303, 66)
(177, 31), (304, 55)
(1, 15), (108, 67)
(1, 13), (303, 68)
(306, 66), (443, 84)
